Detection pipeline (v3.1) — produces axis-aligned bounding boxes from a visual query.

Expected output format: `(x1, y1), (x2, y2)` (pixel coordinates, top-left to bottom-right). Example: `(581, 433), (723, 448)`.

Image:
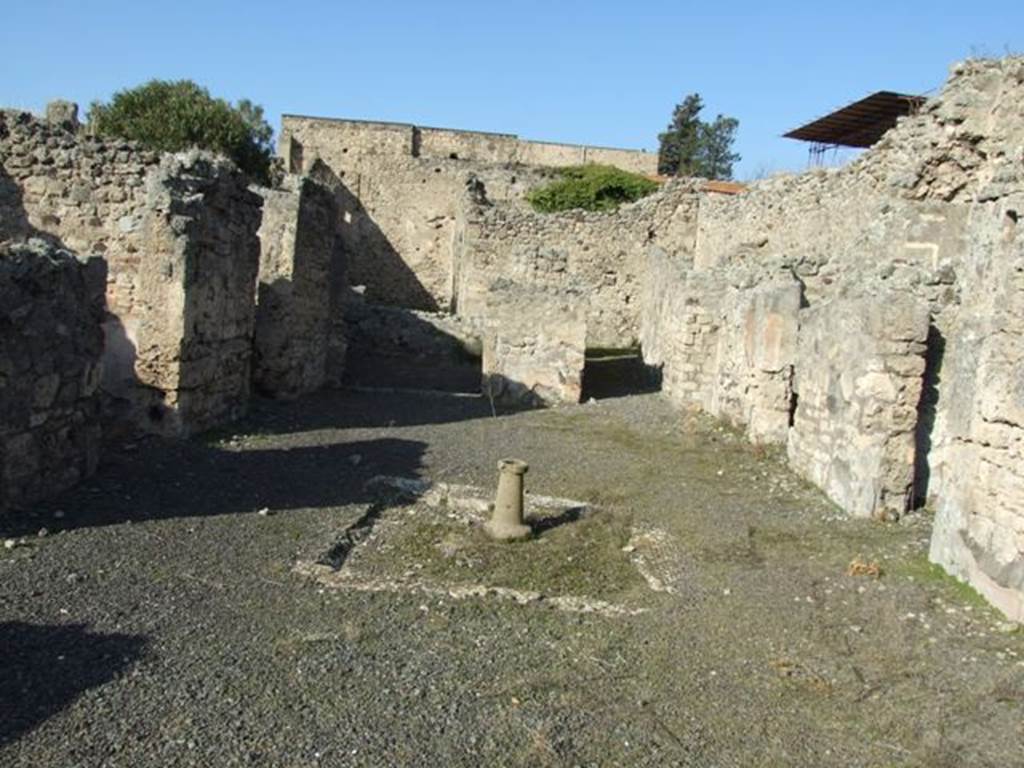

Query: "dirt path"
(1, 390), (1021, 767)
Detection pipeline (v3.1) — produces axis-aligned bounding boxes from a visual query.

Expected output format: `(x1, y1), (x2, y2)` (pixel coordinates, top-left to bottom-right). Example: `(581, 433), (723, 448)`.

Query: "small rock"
(257, 507), (273, 516)
(586, 397), (597, 405)
(348, 454), (363, 466)
(37, 528), (49, 538)
(996, 621), (1021, 634)
(3, 538), (17, 550)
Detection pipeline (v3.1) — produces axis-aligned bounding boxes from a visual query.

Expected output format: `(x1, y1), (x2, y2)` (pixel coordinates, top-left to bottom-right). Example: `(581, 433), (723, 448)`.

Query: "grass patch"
(892, 555), (991, 609)
(347, 508), (644, 599)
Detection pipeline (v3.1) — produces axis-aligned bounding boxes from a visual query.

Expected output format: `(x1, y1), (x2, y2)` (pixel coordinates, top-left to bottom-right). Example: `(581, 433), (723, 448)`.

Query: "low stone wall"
(254, 176), (342, 398)
(0, 240), (105, 510)
(787, 295), (929, 520)
(481, 283), (586, 407)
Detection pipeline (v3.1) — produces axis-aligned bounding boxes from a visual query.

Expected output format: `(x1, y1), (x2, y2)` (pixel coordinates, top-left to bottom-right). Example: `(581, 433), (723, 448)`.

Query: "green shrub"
(526, 164), (659, 213)
(88, 79), (275, 185)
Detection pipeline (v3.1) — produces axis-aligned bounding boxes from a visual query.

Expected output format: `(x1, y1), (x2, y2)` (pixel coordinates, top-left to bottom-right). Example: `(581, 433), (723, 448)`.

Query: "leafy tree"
(526, 165), (659, 213)
(88, 80), (275, 185)
(657, 93), (740, 180)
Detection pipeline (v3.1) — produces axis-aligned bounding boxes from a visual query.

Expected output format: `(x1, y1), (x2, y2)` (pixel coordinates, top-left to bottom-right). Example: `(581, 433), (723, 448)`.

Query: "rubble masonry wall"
(0, 241), (105, 509)
(254, 175), (344, 399)
(456, 180), (700, 349)
(1, 111), (263, 436)
(645, 57), (1024, 617)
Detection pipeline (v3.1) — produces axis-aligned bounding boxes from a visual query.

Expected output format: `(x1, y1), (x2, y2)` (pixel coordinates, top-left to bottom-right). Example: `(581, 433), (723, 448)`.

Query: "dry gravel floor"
(1, 390), (1022, 767)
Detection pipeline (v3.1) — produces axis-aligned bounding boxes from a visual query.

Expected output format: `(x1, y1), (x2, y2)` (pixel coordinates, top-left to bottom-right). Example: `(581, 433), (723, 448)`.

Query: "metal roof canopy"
(784, 91), (927, 149)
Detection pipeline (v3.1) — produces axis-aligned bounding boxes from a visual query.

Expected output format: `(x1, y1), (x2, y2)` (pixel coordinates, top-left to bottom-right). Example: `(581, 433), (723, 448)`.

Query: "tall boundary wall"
(280, 115), (658, 176)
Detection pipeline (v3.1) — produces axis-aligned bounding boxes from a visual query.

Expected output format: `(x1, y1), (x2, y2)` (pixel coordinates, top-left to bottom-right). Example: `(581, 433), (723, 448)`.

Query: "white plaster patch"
(294, 561), (647, 618)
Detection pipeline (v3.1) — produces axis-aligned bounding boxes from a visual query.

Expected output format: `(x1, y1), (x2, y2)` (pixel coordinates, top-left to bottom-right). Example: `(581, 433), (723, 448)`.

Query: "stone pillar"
(484, 459), (531, 541)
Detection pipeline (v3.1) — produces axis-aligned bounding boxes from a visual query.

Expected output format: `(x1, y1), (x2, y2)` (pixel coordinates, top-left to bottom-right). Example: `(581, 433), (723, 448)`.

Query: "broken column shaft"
(484, 458), (531, 541)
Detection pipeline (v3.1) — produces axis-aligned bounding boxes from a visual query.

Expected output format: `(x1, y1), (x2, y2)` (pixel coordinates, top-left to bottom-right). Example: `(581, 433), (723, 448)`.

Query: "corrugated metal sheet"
(784, 91), (926, 148)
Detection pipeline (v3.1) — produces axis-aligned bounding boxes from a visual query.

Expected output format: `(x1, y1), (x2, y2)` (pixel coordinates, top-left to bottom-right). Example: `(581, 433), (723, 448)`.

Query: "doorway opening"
(580, 347), (661, 401)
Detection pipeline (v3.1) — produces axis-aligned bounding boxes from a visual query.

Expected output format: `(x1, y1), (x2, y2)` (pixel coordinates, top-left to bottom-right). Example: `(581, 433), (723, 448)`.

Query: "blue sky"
(3, 1), (1022, 178)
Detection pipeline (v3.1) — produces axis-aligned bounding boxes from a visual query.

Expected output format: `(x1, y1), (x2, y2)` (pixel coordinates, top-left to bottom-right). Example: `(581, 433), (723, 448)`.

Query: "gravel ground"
(1, 389), (1022, 767)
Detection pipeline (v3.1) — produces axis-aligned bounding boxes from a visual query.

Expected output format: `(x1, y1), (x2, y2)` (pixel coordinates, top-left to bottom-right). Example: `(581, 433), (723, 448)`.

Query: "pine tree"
(696, 115), (740, 181)
(657, 93), (704, 176)
(657, 94), (740, 180)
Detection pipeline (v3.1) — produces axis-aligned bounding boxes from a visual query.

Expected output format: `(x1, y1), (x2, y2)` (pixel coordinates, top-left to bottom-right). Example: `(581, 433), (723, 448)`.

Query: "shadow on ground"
(2, 435), (427, 536)
(243, 388), (525, 435)
(0, 622), (148, 747)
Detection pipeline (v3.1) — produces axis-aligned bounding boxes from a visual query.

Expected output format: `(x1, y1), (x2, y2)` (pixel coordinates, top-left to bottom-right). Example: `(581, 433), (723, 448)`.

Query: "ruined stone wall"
(640, 251), (721, 405)
(645, 57), (1024, 617)
(787, 295), (929, 519)
(457, 180), (701, 349)
(254, 176), (342, 398)
(288, 127), (551, 310)
(1, 110), (264, 436)
(280, 115), (656, 311)
(707, 278), (801, 445)
(908, 64), (1024, 617)
(693, 169), (966, 311)
(0, 241), (104, 510)
(0, 110), (159, 320)
(581, 145), (659, 175)
(481, 283), (587, 406)
(134, 153), (262, 435)
(929, 192), (1024, 620)
(640, 251), (800, 444)
(511, 140), (659, 174)
(280, 117), (413, 173)
(417, 126), (520, 163)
